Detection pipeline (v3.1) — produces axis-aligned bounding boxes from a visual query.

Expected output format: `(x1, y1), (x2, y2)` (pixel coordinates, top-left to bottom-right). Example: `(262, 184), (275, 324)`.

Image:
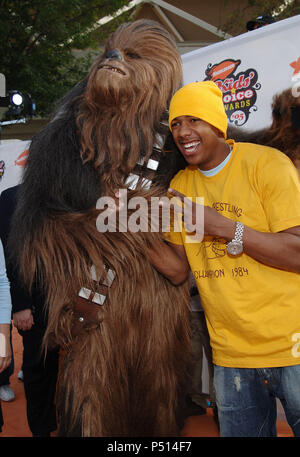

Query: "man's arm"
(169, 188), (300, 274)
(0, 186), (34, 316)
(0, 241), (12, 372)
(148, 240), (190, 285)
(237, 224), (300, 273)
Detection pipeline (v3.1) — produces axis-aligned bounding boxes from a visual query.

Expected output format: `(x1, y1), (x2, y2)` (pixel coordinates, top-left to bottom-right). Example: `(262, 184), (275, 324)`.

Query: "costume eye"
(126, 51), (140, 59)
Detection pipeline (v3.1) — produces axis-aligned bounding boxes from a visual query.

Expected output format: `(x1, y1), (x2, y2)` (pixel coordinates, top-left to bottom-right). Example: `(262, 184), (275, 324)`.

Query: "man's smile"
(180, 140), (202, 155)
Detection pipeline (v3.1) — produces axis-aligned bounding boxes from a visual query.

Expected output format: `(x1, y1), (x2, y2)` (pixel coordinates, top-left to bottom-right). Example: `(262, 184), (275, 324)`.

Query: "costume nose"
(105, 49), (123, 61)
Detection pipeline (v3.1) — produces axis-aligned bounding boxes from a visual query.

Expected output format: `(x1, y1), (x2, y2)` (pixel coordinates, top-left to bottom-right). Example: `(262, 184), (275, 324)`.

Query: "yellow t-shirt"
(166, 140), (300, 368)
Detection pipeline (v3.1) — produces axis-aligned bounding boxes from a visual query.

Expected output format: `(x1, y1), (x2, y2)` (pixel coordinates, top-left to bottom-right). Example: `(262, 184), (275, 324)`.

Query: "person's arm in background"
(0, 187), (34, 332)
(0, 240), (12, 373)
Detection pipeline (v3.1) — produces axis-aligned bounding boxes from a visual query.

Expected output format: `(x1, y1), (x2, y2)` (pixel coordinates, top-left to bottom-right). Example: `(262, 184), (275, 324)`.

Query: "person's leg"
(213, 365), (277, 437)
(278, 365), (300, 436)
(187, 311), (205, 408)
(21, 324), (59, 436)
(0, 401), (3, 432)
(198, 312), (215, 403)
(177, 311), (206, 424)
(199, 313), (218, 425)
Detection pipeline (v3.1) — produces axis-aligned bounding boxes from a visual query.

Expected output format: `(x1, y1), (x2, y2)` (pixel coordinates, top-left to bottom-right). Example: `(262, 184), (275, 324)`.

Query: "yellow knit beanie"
(168, 81), (227, 138)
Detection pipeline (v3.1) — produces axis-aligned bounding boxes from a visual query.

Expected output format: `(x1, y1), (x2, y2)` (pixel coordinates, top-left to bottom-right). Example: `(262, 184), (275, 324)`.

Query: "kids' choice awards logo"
(14, 149), (29, 167)
(204, 58), (261, 126)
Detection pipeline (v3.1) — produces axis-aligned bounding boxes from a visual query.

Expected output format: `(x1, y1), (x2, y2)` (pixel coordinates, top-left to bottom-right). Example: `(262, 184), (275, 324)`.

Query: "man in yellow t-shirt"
(149, 81), (300, 437)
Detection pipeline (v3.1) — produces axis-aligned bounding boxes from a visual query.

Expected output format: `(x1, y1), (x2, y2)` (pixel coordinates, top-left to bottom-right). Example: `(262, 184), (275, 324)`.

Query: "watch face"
(227, 240), (243, 256)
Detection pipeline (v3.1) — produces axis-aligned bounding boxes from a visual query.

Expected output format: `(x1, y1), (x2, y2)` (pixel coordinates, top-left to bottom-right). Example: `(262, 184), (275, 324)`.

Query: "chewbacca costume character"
(228, 87), (300, 170)
(9, 20), (191, 437)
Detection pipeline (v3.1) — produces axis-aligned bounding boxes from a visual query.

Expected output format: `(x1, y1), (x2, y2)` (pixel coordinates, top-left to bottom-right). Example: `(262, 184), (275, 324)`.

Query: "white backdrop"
(182, 14), (300, 132)
(0, 140), (30, 194)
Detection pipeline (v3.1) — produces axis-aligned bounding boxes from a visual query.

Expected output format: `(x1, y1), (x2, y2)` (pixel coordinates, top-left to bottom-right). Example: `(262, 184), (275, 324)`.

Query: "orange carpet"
(0, 327), (294, 438)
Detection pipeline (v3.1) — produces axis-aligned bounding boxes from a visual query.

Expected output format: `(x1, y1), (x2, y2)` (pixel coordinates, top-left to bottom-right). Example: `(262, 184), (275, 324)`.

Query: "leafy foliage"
(0, 0), (131, 115)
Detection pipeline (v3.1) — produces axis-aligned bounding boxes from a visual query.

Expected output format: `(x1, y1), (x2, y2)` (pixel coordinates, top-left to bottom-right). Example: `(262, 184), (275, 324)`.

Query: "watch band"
(226, 221), (244, 255)
(233, 221), (244, 244)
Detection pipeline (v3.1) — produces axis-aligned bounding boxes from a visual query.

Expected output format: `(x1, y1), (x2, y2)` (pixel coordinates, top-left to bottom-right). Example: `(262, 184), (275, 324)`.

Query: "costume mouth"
(98, 65), (126, 76)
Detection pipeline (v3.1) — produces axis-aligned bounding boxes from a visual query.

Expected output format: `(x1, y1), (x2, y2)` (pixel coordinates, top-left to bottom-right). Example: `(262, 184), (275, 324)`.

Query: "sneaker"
(17, 370), (24, 381)
(0, 385), (15, 402)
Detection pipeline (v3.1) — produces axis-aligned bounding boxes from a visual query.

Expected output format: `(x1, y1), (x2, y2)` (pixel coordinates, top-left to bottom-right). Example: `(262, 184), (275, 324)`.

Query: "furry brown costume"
(9, 20), (190, 437)
(228, 87), (300, 169)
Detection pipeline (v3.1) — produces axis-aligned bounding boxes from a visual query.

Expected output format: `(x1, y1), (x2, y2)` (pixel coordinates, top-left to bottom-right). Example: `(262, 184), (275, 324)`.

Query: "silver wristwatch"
(226, 221), (244, 256)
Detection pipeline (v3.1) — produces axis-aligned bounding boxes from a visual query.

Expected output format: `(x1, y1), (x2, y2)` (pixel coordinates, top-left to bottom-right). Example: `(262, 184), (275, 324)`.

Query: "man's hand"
(167, 188), (235, 239)
(13, 309), (34, 331)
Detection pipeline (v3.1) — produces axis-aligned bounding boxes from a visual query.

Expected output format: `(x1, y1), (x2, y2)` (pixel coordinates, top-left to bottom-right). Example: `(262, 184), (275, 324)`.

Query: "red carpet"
(0, 327), (293, 437)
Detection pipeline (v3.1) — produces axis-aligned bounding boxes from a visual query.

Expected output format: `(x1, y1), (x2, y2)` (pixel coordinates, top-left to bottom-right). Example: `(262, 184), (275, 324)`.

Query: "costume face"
(84, 20), (182, 110)
(78, 20), (182, 189)
(171, 115), (225, 169)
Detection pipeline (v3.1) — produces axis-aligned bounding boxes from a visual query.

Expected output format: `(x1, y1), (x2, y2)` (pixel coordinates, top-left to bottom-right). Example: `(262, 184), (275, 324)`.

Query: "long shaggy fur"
(10, 20), (190, 436)
(228, 87), (300, 168)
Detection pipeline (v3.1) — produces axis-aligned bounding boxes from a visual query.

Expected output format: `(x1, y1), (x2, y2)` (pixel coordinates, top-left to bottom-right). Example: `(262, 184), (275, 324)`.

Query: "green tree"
(0, 0), (131, 115)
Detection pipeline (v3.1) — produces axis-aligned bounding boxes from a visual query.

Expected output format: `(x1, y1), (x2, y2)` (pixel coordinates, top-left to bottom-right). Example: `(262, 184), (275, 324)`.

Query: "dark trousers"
(0, 402), (3, 432)
(19, 317), (59, 436)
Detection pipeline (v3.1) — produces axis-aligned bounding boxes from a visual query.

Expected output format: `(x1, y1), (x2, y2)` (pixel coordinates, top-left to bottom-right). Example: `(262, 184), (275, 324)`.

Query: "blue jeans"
(213, 364), (300, 437)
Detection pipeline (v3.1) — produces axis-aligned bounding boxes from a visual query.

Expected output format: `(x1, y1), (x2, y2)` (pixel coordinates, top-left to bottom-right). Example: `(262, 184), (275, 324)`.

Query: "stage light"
(11, 91), (23, 106)
(0, 80), (36, 140)
(0, 90), (35, 122)
(0, 89), (36, 139)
